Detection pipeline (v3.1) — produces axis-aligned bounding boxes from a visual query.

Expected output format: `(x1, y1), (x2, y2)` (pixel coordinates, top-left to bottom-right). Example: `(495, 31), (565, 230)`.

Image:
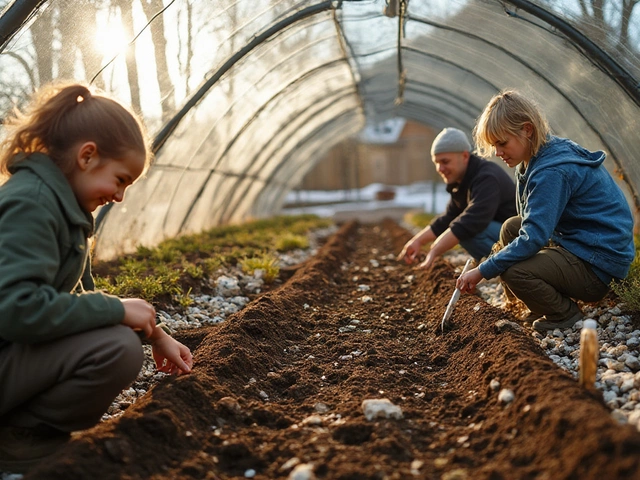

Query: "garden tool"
(441, 258), (473, 332)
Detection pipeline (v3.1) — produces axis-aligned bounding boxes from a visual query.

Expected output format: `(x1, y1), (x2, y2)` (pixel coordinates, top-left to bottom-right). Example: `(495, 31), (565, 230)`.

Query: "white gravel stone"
(498, 389), (515, 404)
(361, 398), (403, 421)
(288, 464), (316, 480)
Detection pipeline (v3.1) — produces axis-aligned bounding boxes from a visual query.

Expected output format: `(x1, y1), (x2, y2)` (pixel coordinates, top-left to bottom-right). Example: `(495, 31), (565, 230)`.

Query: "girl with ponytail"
(0, 83), (192, 474)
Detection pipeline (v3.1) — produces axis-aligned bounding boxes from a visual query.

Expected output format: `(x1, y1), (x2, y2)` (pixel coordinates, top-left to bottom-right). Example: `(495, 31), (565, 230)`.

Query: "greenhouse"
(0, 0), (638, 259)
(2, 1), (640, 479)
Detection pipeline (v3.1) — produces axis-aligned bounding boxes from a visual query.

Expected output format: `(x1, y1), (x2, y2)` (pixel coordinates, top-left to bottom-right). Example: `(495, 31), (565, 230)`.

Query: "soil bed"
(26, 220), (640, 480)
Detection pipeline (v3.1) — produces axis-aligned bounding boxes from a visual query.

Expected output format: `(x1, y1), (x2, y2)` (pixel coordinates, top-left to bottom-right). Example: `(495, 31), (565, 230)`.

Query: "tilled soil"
(26, 220), (640, 480)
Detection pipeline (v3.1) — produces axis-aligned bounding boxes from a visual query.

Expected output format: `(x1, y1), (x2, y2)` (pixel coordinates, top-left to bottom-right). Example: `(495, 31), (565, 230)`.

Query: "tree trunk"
(30, 6), (54, 87)
(58, 1), (104, 89)
(618, 0), (639, 53)
(140, 0), (175, 121)
(116, 0), (142, 113)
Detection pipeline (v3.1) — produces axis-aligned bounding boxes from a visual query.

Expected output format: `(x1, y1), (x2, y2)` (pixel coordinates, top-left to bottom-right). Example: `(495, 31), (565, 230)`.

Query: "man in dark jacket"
(398, 127), (516, 270)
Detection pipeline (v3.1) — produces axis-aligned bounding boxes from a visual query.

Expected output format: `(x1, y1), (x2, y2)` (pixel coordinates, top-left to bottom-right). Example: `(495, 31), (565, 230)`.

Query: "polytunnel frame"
(94, 0), (340, 230)
(0, 0), (638, 235)
(352, 3), (640, 207)
(162, 60), (353, 230)
(161, 5), (363, 231)
(400, 16), (620, 163)
(210, 84), (360, 227)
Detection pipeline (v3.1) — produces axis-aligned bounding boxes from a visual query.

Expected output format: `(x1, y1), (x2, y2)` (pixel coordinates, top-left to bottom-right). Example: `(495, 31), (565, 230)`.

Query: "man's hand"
(416, 251), (437, 271)
(397, 238), (422, 264)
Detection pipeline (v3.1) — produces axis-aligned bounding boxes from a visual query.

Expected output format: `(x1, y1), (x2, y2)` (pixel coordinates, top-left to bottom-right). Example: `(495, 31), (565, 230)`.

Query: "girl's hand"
(150, 329), (193, 375)
(456, 267), (484, 294)
(121, 298), (156, 338)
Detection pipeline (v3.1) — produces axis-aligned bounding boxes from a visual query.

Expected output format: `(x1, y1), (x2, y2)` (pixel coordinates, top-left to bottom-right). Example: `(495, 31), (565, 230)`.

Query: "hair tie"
(76, 95), (84, 103)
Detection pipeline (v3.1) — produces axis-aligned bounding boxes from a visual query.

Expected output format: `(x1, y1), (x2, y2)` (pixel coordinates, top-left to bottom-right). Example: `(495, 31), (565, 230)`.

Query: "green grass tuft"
(93, 214), (330, 306)
(610, 242), (640, 312)
(239, 253), (280, 284)
(275, 233), (309, 252)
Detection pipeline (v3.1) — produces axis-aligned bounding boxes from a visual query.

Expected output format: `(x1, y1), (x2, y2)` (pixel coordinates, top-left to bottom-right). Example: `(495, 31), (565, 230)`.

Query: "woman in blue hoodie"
(456, 89), (635, 331)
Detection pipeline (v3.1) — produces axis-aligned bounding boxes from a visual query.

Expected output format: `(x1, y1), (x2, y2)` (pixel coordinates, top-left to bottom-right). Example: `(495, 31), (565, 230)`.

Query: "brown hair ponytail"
(0, 82), (151, 177)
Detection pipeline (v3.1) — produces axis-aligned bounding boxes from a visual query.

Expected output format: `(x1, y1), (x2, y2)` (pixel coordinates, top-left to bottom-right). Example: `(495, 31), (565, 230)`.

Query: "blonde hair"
(473, 89), (550, 159)
(0, 82), (152, 177)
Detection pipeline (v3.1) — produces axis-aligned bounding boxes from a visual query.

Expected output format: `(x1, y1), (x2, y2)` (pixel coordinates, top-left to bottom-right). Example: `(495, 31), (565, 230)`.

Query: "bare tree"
(177, 0), (194, 96)
(554, 0), (639, 54)
(57, 0), (105, 88)
(139, 0), (175, 121)
(30, 6), (54, 86)
(618, 0), (639, 53)
(114, 0), (142, 113)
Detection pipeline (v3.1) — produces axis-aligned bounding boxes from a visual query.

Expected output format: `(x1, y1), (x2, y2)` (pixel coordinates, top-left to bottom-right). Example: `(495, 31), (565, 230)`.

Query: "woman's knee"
(500, 264), (530, 293)
(499, 216), (521, 247)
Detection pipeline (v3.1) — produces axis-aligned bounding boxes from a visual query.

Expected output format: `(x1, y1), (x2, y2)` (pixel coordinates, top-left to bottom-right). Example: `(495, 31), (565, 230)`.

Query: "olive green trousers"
(498, 216), (610, 321)
(0, 325), (143, 432)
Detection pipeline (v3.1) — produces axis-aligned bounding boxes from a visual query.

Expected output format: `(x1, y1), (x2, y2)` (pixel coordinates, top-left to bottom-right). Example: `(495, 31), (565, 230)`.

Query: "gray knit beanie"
(430, 127), (471, 156)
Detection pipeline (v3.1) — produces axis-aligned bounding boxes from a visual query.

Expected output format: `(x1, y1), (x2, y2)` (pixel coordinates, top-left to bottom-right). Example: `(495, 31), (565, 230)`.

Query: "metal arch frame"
(0, 0), (48, 53)
(404, 13), (638, 206)
(254, 109), (360, 212)
(151, 1), (336, 154)
(3, 0), (639, 228)
(360, 87), (477, 132)
(406, 83), (482, 119)
(167, 14), (342, 177)
(174, 67), (357, 232)
(216, 94), (358, 223)
(258, 113), (363, 214)
(161, 31), (345, 234)
(95, 0), (337, 232)
(353, 43), (500, 122)
(213, 5), (371, 224)
(503, 0), (640, 109)
(357, 50), (499, 129)
(362, 83), (483, 124)
(215, 89), (360, 224)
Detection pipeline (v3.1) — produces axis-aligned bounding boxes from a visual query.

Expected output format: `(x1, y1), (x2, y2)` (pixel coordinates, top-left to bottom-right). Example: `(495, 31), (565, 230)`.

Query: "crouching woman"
(456, 89), (635, 332)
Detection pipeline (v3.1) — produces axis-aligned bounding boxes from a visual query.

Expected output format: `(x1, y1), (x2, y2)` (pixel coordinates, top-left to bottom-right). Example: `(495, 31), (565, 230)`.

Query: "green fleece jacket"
(0, 153), (124, 348)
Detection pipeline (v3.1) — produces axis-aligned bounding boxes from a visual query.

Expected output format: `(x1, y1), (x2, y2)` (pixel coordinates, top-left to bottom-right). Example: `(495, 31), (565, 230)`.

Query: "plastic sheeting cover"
(0, 0), (637, 259)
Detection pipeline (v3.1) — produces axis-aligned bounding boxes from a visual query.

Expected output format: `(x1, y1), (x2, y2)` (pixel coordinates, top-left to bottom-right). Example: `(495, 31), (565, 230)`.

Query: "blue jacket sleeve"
(479, 167), (571, 279)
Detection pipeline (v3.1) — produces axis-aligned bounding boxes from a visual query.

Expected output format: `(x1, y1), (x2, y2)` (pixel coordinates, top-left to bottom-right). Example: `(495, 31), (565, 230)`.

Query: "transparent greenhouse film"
(527, 0), (640, 83)
(0, 0), (638, 262)
(93, 4), (359, 259)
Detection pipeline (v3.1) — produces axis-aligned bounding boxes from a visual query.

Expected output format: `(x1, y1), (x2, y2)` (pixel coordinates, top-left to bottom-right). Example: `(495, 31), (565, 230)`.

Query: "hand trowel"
(441, 258), (473, 332)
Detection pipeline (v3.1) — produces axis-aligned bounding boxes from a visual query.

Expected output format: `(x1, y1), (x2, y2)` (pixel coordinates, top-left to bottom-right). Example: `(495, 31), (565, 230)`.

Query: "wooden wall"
(299, 121), (441, 190)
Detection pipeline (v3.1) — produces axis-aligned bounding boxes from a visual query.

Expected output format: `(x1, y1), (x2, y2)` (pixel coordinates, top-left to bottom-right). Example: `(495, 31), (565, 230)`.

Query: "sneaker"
(0, 425), (70, 474)
(520, 312), (543, 327)
(532, 311), (583, 332)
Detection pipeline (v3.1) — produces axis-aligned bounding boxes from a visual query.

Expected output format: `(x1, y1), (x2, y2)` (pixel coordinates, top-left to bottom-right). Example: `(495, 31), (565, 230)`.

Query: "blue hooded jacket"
(479, 136), (635, 284)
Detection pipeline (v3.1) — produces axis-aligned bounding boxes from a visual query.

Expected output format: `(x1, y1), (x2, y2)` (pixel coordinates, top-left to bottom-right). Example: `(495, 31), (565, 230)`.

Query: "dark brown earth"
(25, 220), (640, 480)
